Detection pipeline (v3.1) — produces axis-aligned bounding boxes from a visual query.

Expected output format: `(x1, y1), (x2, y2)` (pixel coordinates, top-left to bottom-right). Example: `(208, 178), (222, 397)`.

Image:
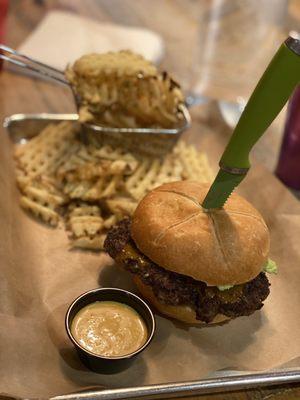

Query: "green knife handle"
(220, 37), (300, 170)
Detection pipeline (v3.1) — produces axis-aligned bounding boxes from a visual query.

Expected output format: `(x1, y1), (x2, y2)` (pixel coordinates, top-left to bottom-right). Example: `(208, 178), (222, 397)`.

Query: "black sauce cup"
(65, 287), (156, 374)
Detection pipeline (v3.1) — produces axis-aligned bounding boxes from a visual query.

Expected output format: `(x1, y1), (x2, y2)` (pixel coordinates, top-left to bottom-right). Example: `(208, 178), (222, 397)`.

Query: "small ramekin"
(65, 287), (155, 374)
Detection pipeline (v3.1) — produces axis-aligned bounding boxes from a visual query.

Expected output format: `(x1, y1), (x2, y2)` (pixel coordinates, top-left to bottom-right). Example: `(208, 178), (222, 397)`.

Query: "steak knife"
(202, 37), (300, 209)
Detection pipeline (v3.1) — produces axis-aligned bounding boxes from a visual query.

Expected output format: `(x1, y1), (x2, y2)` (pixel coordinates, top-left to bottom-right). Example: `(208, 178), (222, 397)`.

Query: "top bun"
(131, 181), (270, 286)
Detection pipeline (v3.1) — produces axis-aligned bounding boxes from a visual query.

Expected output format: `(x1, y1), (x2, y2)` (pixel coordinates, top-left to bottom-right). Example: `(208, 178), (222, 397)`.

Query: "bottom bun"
(133, 277), (230, 325)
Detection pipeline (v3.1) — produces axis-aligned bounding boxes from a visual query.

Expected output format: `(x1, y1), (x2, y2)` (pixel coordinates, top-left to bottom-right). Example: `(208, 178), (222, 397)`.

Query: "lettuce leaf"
(217, 284), (234, 291)
(263, 259), (278, 274)
(217, 259), (277, 291)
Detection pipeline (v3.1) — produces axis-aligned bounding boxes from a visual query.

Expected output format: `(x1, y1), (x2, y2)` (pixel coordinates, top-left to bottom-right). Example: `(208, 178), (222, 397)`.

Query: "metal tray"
(4, 113), (185, 156)
(50, 371), (300, 400)
(4, 114), (300, 400)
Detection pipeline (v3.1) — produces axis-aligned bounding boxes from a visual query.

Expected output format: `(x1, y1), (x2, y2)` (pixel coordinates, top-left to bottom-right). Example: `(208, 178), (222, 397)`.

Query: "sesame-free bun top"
(131, 181), (270, 286)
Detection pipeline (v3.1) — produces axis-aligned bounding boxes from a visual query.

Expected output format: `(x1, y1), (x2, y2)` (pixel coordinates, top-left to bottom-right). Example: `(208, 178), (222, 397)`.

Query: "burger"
(104, 181), (277, 324)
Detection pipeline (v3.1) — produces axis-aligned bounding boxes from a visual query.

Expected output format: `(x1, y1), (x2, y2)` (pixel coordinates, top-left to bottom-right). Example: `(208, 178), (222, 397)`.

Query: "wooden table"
(1, 1), (300, 399)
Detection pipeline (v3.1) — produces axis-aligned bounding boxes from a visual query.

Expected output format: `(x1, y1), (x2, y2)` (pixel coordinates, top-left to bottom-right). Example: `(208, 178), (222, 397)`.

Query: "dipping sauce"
(71, 301), (148, 357)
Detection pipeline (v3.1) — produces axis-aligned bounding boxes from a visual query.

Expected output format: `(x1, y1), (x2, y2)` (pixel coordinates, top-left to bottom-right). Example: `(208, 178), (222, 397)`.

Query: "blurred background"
(3, 1), (300, 97)
(1, 0), (300, 190)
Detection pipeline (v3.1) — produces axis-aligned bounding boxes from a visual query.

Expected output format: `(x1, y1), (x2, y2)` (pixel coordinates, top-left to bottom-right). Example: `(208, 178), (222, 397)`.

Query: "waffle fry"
(57, 146), (139, 187)
(124, 142), (212, 200)
(17, 174), (66, 226)
(20, 196), (59, 226)
(63, 175), (121, 201)
(105, 198), (138, 217)
(14, 121), (213, 251)
(67, 204), (105, 250)
(71, 235), (106, 250)
(67, 203), (113, 250)
(68, 204), (103, 237)
(102, 214), (118, 229)
(15, 122), (79, 178)
(174, 141), (214, 182)
(125, 158), (161, 200)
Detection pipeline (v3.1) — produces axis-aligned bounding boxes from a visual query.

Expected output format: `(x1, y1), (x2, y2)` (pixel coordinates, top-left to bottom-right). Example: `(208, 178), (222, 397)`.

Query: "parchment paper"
(1, 105), (300, 399)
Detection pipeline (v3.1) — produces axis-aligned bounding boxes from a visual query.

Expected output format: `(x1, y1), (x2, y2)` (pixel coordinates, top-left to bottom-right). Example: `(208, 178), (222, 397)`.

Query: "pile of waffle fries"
(14, 121), (213, 251)
(66, 50), (185, 128)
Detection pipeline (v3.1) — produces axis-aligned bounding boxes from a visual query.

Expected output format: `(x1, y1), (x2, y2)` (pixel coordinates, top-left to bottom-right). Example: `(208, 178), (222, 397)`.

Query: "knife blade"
(201, 169), (246, 210)
(202, 36), (300, 210)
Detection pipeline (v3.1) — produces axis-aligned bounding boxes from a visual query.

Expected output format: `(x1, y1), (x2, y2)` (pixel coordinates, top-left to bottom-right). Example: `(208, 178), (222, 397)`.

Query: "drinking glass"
(163, 0), (288, 111)
(276, 86), (300, 191)
(0, 0), (8, 71)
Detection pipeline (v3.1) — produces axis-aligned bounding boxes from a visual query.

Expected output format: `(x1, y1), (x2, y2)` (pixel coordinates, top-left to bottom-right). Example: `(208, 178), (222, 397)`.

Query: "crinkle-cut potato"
(71, 235), (107, 251)
(14, 126), (212, 250)
(105, 198), (138, 217)
(67, 203), (116, 250)
(68, 50), (157, 78)
(20, 196), (60, 227)
(174, 141), (213, 182)
(66, 50), (185, 128)
(63, 175), (121, 202)
(68, 204), (104, 238)
(15, 121), (79, 178)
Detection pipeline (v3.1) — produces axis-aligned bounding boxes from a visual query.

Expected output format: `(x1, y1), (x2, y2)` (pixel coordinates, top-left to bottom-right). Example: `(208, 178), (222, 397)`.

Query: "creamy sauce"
(71, 301), (148, 357)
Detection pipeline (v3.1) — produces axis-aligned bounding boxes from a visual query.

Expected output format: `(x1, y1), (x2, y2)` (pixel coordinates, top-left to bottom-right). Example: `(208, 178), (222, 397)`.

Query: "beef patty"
(104, 218), (270, 323)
